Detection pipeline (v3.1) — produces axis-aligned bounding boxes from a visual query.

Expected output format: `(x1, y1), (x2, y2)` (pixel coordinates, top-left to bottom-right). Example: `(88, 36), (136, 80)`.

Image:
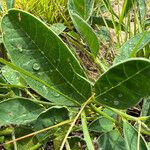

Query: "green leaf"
(102, 0), (119, 19)
(0, 1), (2, 12)
(68, 13), (99, 57)
(68, 0), (95, 21)
(33, 107), (69, 142)
(6, 0), (15, 10)
(0, 97), (45, 126)
(92, 16), (126, 31)
(2, 9), (92, 106)
(2, 65), (21, 85)
(68, 136), (85, 150)
(50, 23), (66, 35)
(15, 126), (39, 150)
(89, 117), (114, 133)
(114, 32), (150, 64)
(120, 0), (135, 18)
(144, 19), (150, 29)
(141, 97), (150, 128)
(81, 110), (94, 150)
(137, 0), (146, 24)
(94, 58), (150, 109)
(123, 120), (149, 150)
(97, 130), (125, 150)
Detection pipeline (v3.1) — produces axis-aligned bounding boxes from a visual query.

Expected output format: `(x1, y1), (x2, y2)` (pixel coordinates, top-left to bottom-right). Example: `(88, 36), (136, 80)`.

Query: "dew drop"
(129, 41), (132, 45)
(19, 49), (23, 53)
(54, 93), (60, 97)
(104, 87), (108, 90)
(49, 69), (53, 73)
(53, 60), (56, 64)
(118, 93), (123, 98)
(38, 72), (44, 76)
(67, 58), (71, 63)
(41, 51), (44, 55)
(2, 69), (6, 73)
(17, 44), (23, 53)
(18, 13), (21, 21)
(42, 85), (48, 94)
(32, 63), (40, 71)
(114, 100), (119, 106)
(104, 98), (108, 101)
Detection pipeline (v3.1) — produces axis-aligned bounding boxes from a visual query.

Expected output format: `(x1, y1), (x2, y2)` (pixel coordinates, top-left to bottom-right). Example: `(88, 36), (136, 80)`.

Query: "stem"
(65, 140), (71, 150)
(32, 100), (56, 106)
(137, 121), (141, 150)
(24, 89), (37, 101)
(59, 94), (95, 150)
(139, 116), (150, 121)
(29, 143), (42, 150)
(11, 128), (17, 150)
(1, 119), (72, 146)
(0, 128), (13, 136)
(140, 128), (150, 136)
(108, 107), (139, 121)
(90, 104), (117, 124)
(81, 110), (95, 150)
(0, 83), (28, 89)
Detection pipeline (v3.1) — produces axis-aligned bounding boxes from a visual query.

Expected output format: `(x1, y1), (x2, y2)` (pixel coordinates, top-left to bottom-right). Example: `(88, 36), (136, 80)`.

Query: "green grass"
(15, 0), (71, 26)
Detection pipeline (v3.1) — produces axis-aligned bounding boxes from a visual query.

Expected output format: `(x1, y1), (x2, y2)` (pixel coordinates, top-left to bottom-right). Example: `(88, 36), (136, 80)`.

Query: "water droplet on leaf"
(67, 58), (71, 63)
(54, 93), (60, 97)
(104, 87), (108, 90)
(33, 63), (40, 71)
(104, 98), (108, 101)
(114, 100), (119, 106)
(49, 69), (53, 73)
(129, 42), (132, 45)
(118, 93), (123, 98)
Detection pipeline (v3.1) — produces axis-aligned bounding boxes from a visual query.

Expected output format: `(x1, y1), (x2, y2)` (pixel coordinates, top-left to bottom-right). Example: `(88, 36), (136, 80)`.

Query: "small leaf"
(137, 0), (146, 24)
(50, 23), (66, 35)
(0, 98), (45, 126)
(92, 16), (126, 31)
(97, 130), (125, 150)
(68, 136), (85, 150)
(69, 13), (99, 57)
(123, 120), (149, 150)
(81, 110), (95, 150)
(144, 19), (150, 29)
(121, 0), (135, 18)
(141, 97), (150, 128)
(2, 9), (92, 106)
(94, 58), (150, 109)
(15, 126), (39, 150)
(0, 1), (2, 12)
(33, 107), (69, 142)
(89, 117), (114, 133)
(2, 65), (21, 85)
(6, 0), (15, 10)
(68, 0), (95, 21)
(114, 32), (150, 64)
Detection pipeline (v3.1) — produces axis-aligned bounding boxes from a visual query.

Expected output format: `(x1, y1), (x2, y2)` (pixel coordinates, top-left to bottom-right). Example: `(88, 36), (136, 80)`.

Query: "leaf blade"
(68, 0), (95, 21)
(0, 97), (45, 126)
(69, 13), (99, 57)
(114, 32), (150, 64)
(123, 120), (149, 150)
(1, 9), (92, 106)
(94, 58), (150, 109)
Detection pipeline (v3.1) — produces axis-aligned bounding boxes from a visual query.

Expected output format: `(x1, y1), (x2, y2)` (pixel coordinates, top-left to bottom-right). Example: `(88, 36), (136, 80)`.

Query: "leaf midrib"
(6, 15), (87, 100)
(96, 63), (150, 98)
